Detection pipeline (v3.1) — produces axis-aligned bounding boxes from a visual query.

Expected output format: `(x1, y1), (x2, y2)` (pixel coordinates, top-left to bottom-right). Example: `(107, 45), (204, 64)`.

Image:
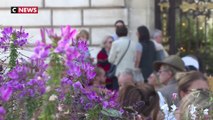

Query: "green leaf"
(101, 108), (122, 118)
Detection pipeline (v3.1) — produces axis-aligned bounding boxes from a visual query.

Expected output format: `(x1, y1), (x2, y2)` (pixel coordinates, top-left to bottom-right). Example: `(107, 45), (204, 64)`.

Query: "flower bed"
(0, 26), (121, 120)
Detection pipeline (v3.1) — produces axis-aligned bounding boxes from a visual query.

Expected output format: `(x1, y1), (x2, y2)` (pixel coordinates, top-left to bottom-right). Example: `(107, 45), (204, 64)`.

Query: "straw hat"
(154, 55), (185, 72)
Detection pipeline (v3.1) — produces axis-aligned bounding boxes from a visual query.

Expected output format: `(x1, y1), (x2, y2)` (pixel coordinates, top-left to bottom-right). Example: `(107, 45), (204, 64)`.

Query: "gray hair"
(118, 68), (134, 78)
(161, 65), (178, 76)
(152, 29), (162, 39)
(100, 35), (113, 48)
(119, 68), (144, 83)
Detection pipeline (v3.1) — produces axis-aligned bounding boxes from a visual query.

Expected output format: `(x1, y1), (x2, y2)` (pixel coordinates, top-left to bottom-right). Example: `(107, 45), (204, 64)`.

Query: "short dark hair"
(116, 26), (128, 37)
(114, 20), (125, 26)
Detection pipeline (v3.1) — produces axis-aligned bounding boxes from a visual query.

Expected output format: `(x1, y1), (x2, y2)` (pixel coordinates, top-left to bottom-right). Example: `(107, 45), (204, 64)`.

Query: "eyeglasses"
(186, 88), (210, 93)
(158, 69), (168, 74)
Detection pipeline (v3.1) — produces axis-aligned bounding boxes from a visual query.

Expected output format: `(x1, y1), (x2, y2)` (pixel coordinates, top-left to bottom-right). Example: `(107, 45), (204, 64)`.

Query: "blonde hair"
(76, 29), (89, 40)
(176, 71), (208, 98)
(179, 90), (213, 120)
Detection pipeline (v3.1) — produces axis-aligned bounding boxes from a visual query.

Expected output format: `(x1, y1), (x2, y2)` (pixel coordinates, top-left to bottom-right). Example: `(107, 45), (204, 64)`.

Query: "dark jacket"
(139, 41), (157, 82)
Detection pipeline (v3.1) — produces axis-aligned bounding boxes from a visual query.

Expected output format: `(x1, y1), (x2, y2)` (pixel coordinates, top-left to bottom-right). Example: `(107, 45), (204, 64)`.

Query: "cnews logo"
(11, 6), (38, 14)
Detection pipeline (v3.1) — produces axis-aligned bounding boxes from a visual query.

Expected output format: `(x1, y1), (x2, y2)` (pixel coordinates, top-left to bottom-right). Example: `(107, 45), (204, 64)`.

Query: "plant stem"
(9, 33), (18, 70)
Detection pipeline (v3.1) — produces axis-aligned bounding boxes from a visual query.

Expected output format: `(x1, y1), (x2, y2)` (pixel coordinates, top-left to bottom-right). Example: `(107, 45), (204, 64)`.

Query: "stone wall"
(0, 0), (155, 61)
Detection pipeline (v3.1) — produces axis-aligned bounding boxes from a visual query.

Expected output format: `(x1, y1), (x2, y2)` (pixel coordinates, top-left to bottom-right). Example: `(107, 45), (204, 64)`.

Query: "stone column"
(125, 0), (155, 41)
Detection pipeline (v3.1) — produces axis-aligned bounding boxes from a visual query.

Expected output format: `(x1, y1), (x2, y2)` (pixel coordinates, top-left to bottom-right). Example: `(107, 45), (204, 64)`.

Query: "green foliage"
(175, 16), (213, 74)
(101, 108), (122, 119)
(86, 105), (102, 120)
(26, 97), (43, 119)
(5, 100), (20, 120)
(48, 53), (64, 85)
(38, 94), (57, 120)
(9, 33), (18, 69)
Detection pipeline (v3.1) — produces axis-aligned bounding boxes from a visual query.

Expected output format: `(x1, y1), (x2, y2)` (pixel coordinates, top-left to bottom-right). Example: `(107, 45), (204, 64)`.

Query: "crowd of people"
(75, 20), (212, 120)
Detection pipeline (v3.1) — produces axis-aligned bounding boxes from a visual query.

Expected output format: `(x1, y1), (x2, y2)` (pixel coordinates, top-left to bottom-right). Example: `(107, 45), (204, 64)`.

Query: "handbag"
(106, 40), (131, 78)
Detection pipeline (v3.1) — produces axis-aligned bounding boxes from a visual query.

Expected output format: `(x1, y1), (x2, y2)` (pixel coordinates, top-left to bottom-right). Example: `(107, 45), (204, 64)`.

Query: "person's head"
(118, 69), (134, 91)
(137, 26), (150, 42)
(90, 67), (106, 86)
(157, 65), (178, 85)
(182, 55), (200, 71)
(116, 26), (128, 37)
(114, 20), (125, 28)
(179, 89), (213, 120)
(121, 84), (160, 120)
(76, 29), (89, 41)
(154, 55), (185, 85)
(152, 29), (162, 43)
(147, 72), (159, 88)
(101, 35), (113, 51)
(177, 71), (209, 99)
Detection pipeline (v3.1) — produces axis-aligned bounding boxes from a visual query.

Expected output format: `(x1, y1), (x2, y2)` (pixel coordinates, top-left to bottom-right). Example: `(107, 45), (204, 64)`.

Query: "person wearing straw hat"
(153, 55), (185, 109)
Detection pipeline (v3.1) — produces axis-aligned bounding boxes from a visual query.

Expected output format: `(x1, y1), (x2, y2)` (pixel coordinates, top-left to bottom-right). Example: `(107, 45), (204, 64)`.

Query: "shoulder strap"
(117, 40), (131, 66)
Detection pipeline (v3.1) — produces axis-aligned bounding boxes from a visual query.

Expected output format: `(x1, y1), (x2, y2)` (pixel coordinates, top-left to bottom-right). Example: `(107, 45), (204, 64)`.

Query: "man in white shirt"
(108, 26), (138, 77)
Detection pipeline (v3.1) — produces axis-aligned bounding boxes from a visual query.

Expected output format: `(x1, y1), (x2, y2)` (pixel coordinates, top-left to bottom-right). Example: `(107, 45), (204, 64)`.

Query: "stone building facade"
(0, 0), (155, 61)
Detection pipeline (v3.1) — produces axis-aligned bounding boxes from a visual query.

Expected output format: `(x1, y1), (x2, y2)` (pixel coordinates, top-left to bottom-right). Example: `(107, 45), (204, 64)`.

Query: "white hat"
(182, 56), (199, 70)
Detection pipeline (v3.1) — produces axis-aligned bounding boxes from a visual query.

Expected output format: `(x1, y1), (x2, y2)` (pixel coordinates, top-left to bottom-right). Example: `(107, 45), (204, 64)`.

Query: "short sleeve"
(136, 42), (143, 52)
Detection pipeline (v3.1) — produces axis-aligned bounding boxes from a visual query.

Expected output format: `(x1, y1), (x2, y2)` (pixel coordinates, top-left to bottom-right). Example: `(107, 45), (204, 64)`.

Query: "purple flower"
(46, 28), (58, 38)
(66, 47), (81, 60)
(72, 81), (83, 90)
(80, 97), (84, 104)
(32, 41), (51, 60)
(7, 70), (19, 79)
(86, 70), (96, 80)
(86, 91), (98, 101)
(1, 27), (13, 35)
(78, 40), (88, 52)
(67, 63), (82, 77)
(0, 27), (28, 51)
(0, 107), (6, 115)
(84, 103), (93, 110)
(61, 77), (72, 86)
(0, 86), (12, 102)
(40, 28), (46, 43)
(0, 106), (6, 120)
(16, 26), (29, 38)
(61, 25), (77, 40)
(66, 61), (82, 77)
(102, 101), (109, 108)
(54, 39), (70, 53)
(119, 108), (124, 114)
(108, 100), (117, 108)
(172, 93), (178, 101)
(0, 76), (3, 81)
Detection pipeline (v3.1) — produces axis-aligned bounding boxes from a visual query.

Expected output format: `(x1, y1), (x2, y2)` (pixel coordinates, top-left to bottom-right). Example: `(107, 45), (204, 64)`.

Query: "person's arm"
(108, 42), (117, 64)
(135, 51), (142, 68)
(135, 43), (142, 68)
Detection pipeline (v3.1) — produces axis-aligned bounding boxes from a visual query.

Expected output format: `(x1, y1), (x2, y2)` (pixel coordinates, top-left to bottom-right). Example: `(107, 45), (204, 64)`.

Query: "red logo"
(11, 6), (38, 14)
